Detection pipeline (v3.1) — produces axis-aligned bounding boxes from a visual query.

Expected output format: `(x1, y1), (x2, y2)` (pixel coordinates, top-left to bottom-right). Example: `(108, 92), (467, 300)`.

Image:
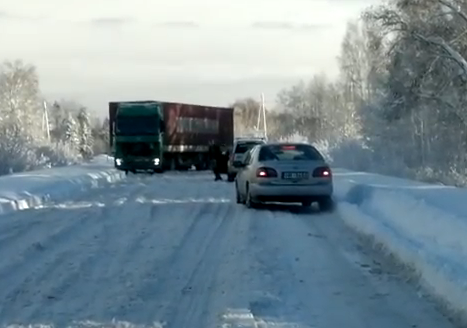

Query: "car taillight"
(256, 167), (278, 178)
(313, 167), (331, 177)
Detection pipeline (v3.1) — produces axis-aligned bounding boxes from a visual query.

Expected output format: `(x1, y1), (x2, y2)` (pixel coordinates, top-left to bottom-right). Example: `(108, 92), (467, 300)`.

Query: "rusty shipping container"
(160, 101), (234, 152)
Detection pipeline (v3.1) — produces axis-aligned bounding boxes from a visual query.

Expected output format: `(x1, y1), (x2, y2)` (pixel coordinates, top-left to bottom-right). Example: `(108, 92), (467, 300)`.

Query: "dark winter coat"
(209, 144), (222, 169)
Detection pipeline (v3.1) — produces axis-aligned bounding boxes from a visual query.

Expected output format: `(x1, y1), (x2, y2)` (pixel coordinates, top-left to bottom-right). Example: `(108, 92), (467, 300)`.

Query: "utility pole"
(255, 93), (268, 140)
(42, 100), (50, 141)
(261, 92), (267, 140)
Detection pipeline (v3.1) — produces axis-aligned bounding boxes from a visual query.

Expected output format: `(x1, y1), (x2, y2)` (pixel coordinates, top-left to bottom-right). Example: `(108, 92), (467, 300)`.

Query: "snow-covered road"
(0, 172), (457, 328)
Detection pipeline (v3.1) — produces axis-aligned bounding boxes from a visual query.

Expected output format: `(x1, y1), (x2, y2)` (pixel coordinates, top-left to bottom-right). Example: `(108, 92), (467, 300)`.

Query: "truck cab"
(112, 101), (165, 174)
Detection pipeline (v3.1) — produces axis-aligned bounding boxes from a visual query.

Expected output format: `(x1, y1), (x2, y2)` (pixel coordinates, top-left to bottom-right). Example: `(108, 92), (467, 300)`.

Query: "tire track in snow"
(67, 183), (217, 322)
(71, 201), (154, 319)
(157, 201), (234, 328)
(0, 219), (45, 250)
(0, 208), (95, 272)
(25, 206), (122, 322)
(0, 205), (108, 320)
(25, 182), (151, 322)
(107, 200), (222, 323)
(247, 209), (375, 327)
(0, 179), (139, 276)
(0, 177), (135, 264)
(244, 206), (455, 328)
(86, 201), (188, 320)
(0, 207), (99, 283)
(204, 205), (259, 328)
(0, 179), (145, 323)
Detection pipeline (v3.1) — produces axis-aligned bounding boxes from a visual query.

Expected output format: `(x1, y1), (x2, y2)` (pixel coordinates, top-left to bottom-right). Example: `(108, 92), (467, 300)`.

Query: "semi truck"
(109, 100), (234, 174)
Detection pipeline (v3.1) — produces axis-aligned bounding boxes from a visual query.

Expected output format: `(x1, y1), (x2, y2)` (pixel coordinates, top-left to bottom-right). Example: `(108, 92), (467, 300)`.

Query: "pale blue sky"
(0, 0), (381, 117)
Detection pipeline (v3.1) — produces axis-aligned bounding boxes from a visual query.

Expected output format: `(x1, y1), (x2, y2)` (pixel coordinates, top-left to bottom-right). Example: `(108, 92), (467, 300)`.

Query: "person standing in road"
(210, 143), (223, 181)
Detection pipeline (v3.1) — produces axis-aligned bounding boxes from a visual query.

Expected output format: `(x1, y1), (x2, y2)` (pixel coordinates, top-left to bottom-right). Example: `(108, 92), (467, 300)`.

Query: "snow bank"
(333, 168), (467, 320)
(0, 154), (124, 215)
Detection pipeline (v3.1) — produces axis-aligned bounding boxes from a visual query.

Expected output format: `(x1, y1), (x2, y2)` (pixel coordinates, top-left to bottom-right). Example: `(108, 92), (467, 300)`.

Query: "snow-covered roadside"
(1, 156), (466, 322)
(0, 171), (455, 327)
(0, 155), (124, 215)
(333, 169), (467, 322)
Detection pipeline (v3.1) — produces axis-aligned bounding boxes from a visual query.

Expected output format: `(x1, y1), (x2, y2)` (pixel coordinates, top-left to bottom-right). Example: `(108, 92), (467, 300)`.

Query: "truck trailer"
(109, 100), (234, 173)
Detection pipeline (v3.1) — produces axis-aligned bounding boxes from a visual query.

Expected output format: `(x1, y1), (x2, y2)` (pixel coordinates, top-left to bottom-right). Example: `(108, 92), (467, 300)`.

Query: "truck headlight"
(154, 158), (160, 165)
(116, 158), (122, 166)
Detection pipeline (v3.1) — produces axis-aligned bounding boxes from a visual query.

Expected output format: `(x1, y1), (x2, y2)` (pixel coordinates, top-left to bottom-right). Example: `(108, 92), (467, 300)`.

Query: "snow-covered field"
(0, 162), (461, 328)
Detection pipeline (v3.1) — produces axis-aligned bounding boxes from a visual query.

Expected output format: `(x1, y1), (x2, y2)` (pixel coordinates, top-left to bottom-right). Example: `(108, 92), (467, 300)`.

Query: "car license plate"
(282, 172), (308, 180)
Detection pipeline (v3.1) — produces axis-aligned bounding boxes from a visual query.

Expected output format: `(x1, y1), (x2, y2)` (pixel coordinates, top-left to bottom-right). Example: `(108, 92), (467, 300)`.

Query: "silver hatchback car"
(235, 142), (334, 211)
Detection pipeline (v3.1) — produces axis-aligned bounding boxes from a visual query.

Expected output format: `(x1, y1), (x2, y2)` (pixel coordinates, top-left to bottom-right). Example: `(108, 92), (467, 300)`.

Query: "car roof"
(234, 139), (266, 145)
(260, 142), (314, 147)
(253, 142), (327, 162)
(255, 142), (324, 155)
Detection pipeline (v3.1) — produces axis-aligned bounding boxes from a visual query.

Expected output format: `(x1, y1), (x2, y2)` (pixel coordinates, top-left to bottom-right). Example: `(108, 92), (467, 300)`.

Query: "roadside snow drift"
(333, 169), (467, 320)
(0, 155), (124, 215)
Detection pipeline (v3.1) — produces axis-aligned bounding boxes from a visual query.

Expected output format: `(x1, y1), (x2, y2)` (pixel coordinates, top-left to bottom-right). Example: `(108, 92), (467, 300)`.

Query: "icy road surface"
(0, 172), (457, 328)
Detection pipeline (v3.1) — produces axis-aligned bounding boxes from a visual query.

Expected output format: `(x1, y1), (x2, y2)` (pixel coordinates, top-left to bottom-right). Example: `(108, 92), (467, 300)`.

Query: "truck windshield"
(116, 116), (159, 135)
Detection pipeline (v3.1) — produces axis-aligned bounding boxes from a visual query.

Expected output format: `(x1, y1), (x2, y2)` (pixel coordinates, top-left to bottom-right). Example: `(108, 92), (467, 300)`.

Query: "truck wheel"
(195, 164), (205, 171)
(124, 170), (128, 176)
(227, 173), (235, 182)
(154, 168), (164, 174)
(301, 200), (312, 207)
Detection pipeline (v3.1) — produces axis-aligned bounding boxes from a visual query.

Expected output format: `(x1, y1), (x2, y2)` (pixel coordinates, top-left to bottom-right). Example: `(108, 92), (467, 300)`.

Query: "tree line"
(4, 0), (467, 185)
(233, 0), (467, 186)
(0, 60), (109, 175)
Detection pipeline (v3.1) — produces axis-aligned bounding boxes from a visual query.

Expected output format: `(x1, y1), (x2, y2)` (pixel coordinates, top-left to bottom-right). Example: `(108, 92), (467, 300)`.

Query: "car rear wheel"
(245, 187), (258, 208)
(318, 196), (334, 212)
(235, 183), (243, 204)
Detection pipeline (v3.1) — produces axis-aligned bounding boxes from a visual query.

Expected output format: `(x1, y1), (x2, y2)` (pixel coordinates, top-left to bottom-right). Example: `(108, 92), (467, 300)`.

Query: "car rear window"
(235, 142), (262, 154)
(258, 144), (324, 161)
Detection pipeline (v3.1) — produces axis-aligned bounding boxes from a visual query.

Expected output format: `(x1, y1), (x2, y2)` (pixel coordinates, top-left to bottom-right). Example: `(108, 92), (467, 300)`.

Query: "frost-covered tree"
(77, 107), (94, 159)
(92, 117), (110, 154)
(0, 60), (43, 139)
(0, 60), (43, 173)
(64, 114), (80, 150)
(236, 0), (467, 186)
(0, 60), (83, 173)
(0, 59), (106, 174)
